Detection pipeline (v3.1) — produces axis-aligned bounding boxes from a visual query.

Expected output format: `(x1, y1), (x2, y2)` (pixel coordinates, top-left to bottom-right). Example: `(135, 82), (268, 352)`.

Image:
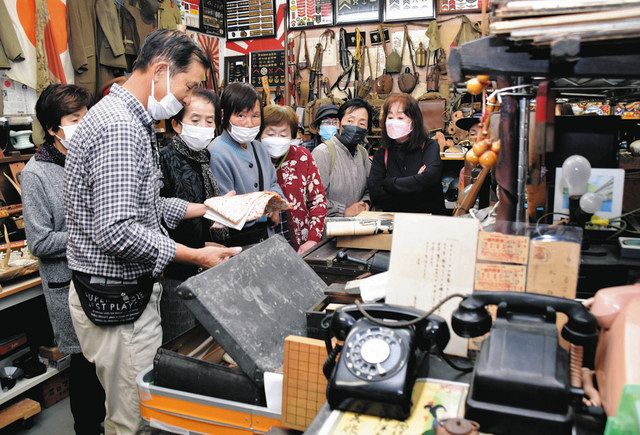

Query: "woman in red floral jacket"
(260, 105), (327, 254)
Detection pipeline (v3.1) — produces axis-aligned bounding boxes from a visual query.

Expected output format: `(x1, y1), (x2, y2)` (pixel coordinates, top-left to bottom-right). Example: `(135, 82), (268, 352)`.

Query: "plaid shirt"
(64, 84), (188, 279)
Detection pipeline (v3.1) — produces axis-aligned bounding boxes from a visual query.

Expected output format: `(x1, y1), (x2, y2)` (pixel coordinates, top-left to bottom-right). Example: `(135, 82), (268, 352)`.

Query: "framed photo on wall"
(335, 0), (381, 25)
(250, 50), (286, 89)
(288, 0), (334, 29)
(226, 0), (276, 41)
(179, 0), (201, 31)
(384, 0), (435, 22)
(225, 55), (249, 84)
(200, 0), (225, 37)
(437, 0), (482, 14)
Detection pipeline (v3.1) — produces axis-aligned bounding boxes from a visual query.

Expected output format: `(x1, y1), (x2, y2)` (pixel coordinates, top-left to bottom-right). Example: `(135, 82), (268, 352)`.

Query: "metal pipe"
(516, 89), (529, 224)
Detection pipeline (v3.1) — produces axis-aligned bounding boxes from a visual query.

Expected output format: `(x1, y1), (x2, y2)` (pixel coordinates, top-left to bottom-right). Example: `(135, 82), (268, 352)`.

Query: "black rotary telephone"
(451, 291), (599, 435)
(322, 303), (450, 420)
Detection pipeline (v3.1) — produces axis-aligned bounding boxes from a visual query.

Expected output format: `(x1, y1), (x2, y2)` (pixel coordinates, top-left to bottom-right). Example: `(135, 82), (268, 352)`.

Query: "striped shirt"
(64, 84), (188, 280)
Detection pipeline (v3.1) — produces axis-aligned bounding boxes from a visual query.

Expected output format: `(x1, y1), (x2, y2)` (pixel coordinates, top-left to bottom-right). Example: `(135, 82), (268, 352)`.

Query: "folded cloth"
(204, 191), (290, 230)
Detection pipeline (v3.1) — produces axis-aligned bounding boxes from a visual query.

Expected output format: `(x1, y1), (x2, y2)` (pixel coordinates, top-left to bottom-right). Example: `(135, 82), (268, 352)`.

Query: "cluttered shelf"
(0, 366), (60, 407)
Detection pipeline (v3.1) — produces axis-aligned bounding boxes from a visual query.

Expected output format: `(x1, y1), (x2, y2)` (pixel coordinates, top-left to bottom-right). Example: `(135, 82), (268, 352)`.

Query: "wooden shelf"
(449, 36), (640, 82)
(0, 155), (33, 165)
(0, 277), (42, 311)
(0, 367), (61, 406)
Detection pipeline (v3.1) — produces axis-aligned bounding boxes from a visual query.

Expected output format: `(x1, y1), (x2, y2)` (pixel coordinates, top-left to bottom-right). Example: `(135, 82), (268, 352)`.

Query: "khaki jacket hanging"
(0, 1), (23, 69)
(67, 0), (98, 92)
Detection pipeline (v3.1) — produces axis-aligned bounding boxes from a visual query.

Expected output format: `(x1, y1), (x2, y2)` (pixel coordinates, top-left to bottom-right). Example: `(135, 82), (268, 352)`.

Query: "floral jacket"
(276, 145), (327, 250)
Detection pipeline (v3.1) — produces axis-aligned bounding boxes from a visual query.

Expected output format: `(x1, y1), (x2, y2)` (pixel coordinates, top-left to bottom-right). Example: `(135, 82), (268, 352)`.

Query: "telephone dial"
(452, 291), (599, 435)
(322, 303), (450, 420)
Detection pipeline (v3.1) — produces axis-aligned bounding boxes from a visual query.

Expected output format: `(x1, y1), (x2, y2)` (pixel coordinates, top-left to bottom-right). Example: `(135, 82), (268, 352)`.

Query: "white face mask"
(55, 123), (79, 149)
(229, 123), (260, 144)
(261, 136), (292, 158)
(147, 70), (183, 120)
(180, 123), (215, 151)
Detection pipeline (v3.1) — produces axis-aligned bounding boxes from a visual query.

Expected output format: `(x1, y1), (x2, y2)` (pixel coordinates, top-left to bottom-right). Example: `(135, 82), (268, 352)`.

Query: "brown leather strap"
(378, 25), (388, 56)
(296, 30), (310, 69)
(401, 25), (417, 73)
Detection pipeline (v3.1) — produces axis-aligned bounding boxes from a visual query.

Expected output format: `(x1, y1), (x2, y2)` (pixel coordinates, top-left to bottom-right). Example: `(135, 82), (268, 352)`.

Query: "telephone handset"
(323, 303), (450, 420)
(451, 291), (599, 435)
(452, 291), (598, 358)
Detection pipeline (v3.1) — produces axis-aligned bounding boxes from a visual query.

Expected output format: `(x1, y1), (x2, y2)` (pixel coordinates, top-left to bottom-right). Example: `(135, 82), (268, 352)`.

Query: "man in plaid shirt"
(65, 30), (240, 434)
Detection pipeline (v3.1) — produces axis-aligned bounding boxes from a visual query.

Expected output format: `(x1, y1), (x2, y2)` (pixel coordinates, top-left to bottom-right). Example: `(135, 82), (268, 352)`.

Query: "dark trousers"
(69, 353), (106, 435)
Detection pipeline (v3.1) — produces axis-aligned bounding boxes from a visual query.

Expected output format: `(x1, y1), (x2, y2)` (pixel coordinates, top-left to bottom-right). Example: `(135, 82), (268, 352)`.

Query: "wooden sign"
(200, 0), (225, 37)
(226, 0), (276, 41)
(250, 50), (286, 89)
(477, 231), (530, 265)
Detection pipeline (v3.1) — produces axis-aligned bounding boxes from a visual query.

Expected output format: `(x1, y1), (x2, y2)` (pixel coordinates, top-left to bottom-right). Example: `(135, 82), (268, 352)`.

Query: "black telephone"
(451, 291), (599, 435)
(323, 303), (450, 420)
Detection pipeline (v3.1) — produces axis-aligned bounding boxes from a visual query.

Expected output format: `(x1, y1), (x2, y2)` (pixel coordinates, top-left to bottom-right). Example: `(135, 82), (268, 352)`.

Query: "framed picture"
(250, 50), (286, 89)
(437, 0), (482, 14)
(225, 55), (249, 84)
(553, 168), (625, 221)
(179, 0), (201, 31)
(384, 0), (435, 22)
(287, 0), (334, 29)
(335, 0), (381, 25)
(200, 0), (225, 37)
(226, 0), (276, 41)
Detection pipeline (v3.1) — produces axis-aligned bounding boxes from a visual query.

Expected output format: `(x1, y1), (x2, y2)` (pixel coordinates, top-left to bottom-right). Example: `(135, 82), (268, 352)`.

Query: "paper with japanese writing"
(474, 263), (526, 292)
(204, 191), (290, 230)
(386, 214), (479, 356)
(526, 240), (580, 299)
(477, 231), (530, 265)
(318, 379), (468, 435)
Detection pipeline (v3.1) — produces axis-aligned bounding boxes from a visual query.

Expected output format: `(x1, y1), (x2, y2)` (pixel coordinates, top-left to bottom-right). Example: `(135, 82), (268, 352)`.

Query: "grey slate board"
(178, 235), (327, 386)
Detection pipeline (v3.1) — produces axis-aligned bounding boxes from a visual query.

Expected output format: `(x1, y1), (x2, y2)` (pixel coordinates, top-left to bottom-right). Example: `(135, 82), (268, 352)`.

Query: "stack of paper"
(203, 191), (290, 230)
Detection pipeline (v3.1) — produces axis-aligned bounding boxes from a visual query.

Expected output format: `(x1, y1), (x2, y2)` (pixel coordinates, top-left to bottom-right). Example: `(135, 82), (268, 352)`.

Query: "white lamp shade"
(562, 155), (591, 196)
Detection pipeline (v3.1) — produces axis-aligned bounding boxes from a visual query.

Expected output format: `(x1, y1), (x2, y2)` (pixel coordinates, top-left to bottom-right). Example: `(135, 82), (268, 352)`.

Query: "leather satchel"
(398, 26), (419, 93)
(418, 96), (447, 132)
(373, 71), (393, 96)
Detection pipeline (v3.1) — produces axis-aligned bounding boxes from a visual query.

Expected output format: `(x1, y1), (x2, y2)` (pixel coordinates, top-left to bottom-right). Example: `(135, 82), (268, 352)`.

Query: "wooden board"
(281, 336), (327, 431)
(0, 398), (41, 429)
(0, 276), (41, 299)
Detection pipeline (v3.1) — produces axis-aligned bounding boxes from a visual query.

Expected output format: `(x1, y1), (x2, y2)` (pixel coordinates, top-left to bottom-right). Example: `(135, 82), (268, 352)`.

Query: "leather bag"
(418, 96), (447, 132)
(398, 26), (418, 93)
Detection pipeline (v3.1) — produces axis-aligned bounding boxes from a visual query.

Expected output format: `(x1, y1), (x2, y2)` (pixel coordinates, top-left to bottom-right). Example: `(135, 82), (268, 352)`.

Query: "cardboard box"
(336, 233), (393, 251)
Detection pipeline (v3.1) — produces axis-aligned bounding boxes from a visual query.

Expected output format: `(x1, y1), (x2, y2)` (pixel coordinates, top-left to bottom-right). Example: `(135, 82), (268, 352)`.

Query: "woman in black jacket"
(159, 88), (227, 342)
(368, 93), (445, 214)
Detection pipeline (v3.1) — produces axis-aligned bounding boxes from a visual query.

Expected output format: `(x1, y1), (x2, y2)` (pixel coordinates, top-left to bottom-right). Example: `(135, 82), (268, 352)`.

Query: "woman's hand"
(344, 201), (369, 217)
(418, 164), (427, 174)
(297, 240), (318, 255)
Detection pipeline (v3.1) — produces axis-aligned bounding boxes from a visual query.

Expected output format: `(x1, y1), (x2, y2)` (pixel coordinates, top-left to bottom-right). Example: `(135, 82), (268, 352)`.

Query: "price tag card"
(474, 263), (526, 292)
(477, 231), (530, 265)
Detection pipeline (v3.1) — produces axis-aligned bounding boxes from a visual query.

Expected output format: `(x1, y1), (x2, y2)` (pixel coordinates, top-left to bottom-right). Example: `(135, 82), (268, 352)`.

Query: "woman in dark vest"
(159, 87), (227, 342)
(368, 93), (445, 214)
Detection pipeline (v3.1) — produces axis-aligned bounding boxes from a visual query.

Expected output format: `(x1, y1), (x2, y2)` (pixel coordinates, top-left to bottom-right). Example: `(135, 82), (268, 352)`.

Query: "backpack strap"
(358, 144), (368, 167)
(384, 147), (388, 170)
(328, 140), (367, 176)
(328, 139), (337, 175)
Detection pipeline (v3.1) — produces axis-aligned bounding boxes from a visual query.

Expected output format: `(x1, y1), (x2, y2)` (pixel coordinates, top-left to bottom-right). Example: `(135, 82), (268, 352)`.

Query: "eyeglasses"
(320, 118), (339, 127)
